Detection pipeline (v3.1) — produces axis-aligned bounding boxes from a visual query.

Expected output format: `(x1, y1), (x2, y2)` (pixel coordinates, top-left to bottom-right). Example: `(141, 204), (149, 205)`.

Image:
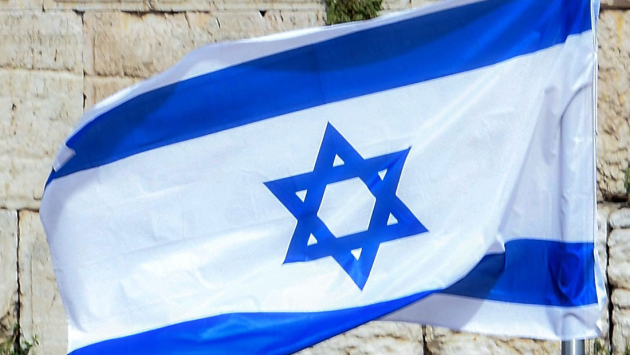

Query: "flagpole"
(561, 340), (585, 355)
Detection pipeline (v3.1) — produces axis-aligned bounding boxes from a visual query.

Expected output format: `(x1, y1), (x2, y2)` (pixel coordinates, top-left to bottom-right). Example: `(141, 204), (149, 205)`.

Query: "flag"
(41, 0), (604, 353)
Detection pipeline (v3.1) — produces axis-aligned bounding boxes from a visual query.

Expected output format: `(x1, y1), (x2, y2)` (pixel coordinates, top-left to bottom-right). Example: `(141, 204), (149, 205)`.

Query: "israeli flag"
(41, 0), (604, 353)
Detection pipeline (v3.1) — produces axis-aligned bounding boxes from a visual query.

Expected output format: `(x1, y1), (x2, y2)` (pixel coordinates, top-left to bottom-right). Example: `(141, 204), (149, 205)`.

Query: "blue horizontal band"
(69, 239), (597, 355)
(48, 0), (591, 184)
(441, 239), (597, 306)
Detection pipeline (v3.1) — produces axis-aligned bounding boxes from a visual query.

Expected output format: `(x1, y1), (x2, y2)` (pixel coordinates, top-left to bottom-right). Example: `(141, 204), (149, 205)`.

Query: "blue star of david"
(265, 123), (428, 290)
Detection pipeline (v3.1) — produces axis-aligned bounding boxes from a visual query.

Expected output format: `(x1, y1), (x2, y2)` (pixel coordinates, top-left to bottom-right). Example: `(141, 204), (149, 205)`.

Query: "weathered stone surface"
(0, 0), (43, 10)
(84, 76), (140, 110)
(598, 204), (615, 276)
(150, 0), (323, 12)
(0, 210), (17, 339)
(0, 70), (83, 209)
(424, 327), (560, 355)
(602, 0), (630, 9)
(612, 296), (630, 354)
(595, 202), (619, 350)
(18, 211), (67, 355)
(382, 0), (412, 11)
(611, 208), (630, 229)
(84, 12), (195, 78)
(298, 321), (423, 355)
(411, 0), (440, 7)
(84, 10), (324, 79)
(0, 12), (83, 74)
(598, 10), (630, 200)
(44, 0), (147, 10)
(612, 288), (630, 354)
(609, 228), (630, 288)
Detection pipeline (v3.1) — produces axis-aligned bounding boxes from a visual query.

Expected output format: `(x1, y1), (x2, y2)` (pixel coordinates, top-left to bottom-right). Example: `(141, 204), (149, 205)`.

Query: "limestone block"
(84, 11), (325, 79)
(611, 208), (630, 229)
(0, 12), (83, 74)
(602, 0), (630, 9)
(0, 70), (83, 209)
(598, 205), (614, 277)
(598, 10), (630, 200)
(18, 211), (67, 355)
(149, 0), (323, 12)
(44, 0), (147, 11)
(612, 290), (630, 355)
(259, 10), (326, 33)
(298, 321), (423, 355)
(84, 12), (196, 78)
(609, 228), (630, 288)
(0, 210), (17, 339)
(613, 309), (630, 355)
(84, 76), (141, 110)
(382, 0), (412, 12)
(424, 326), (560, 355)
(411, 0), (440, 7)
(0, 0), (43, 10)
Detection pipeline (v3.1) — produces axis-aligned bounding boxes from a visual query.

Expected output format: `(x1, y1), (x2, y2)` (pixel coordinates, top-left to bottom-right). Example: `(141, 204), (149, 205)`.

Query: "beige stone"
(609, 228), (630, 288)
(411, 0), (440, 7)
(0, 0), (43, 10)
(299, 321), (423, 355)
(0, 210), (17, 339)
(612, 290), (630, 354)
(424, 326), (560, 355)
(0, 70), (83, 209)
(150, 0), (323, 12)
(597, 10), (630, 200)
(44, 0), (147, 10)
(598, 205), (614, 277)
(602, 0), (630, 9)
(610, 208), (630, 229)
(0, 12), (83, 74)
(18, 211), (67, 355)
(83, 11), (325, 79)
(382, 0), (412, 12)
(84, 12), (195, 78)
(613, 308), (630, 354)
(84, 76), (141, 110)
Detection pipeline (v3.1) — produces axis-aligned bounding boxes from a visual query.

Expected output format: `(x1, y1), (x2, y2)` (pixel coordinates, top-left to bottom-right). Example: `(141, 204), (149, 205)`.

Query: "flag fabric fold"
(41, 0), (604, 353)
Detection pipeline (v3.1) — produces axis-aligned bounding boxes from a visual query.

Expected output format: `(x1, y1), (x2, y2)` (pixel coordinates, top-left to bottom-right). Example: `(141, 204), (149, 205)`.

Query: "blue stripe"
(48, 0), (591, 184)
(441, 239), (597, 305)
(69, 239), (596, 355)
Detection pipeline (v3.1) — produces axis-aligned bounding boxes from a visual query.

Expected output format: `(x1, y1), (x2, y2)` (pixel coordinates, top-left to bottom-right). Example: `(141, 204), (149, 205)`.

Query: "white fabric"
(42, 30), (600, 353)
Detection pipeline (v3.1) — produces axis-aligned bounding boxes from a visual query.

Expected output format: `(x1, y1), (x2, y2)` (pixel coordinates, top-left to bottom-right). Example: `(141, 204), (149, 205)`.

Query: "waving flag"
(41, 0), (604, 353)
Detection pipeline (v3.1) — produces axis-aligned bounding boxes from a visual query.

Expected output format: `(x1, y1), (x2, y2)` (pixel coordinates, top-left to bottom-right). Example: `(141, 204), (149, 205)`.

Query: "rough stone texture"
(18, 211), (67, 355)
(0, 210), (17, 339)
(0, 0), (44, 10)
(0, 70), (83, 209)
(150, 0), (323, 12)
(586, 204), (616, 354)
(84, 10), (324, 79)
(424, 326), (560, 355)
(0, 12), (83, 74)
(613, 289), (630, 354)
(611, 208), (630, 229)
(598, 204), (616, 276)
(603, 0), (630, 9)
(609, 228), (630, 289)
(598, 10), (630, 200)
(44, 0), (148, 11)
(298, 322), (424, 355)
(84, 76), (140, 110)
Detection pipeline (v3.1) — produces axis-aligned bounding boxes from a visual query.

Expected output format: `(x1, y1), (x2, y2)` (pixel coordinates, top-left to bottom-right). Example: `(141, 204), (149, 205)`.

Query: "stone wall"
(1, 0), (629, 354)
